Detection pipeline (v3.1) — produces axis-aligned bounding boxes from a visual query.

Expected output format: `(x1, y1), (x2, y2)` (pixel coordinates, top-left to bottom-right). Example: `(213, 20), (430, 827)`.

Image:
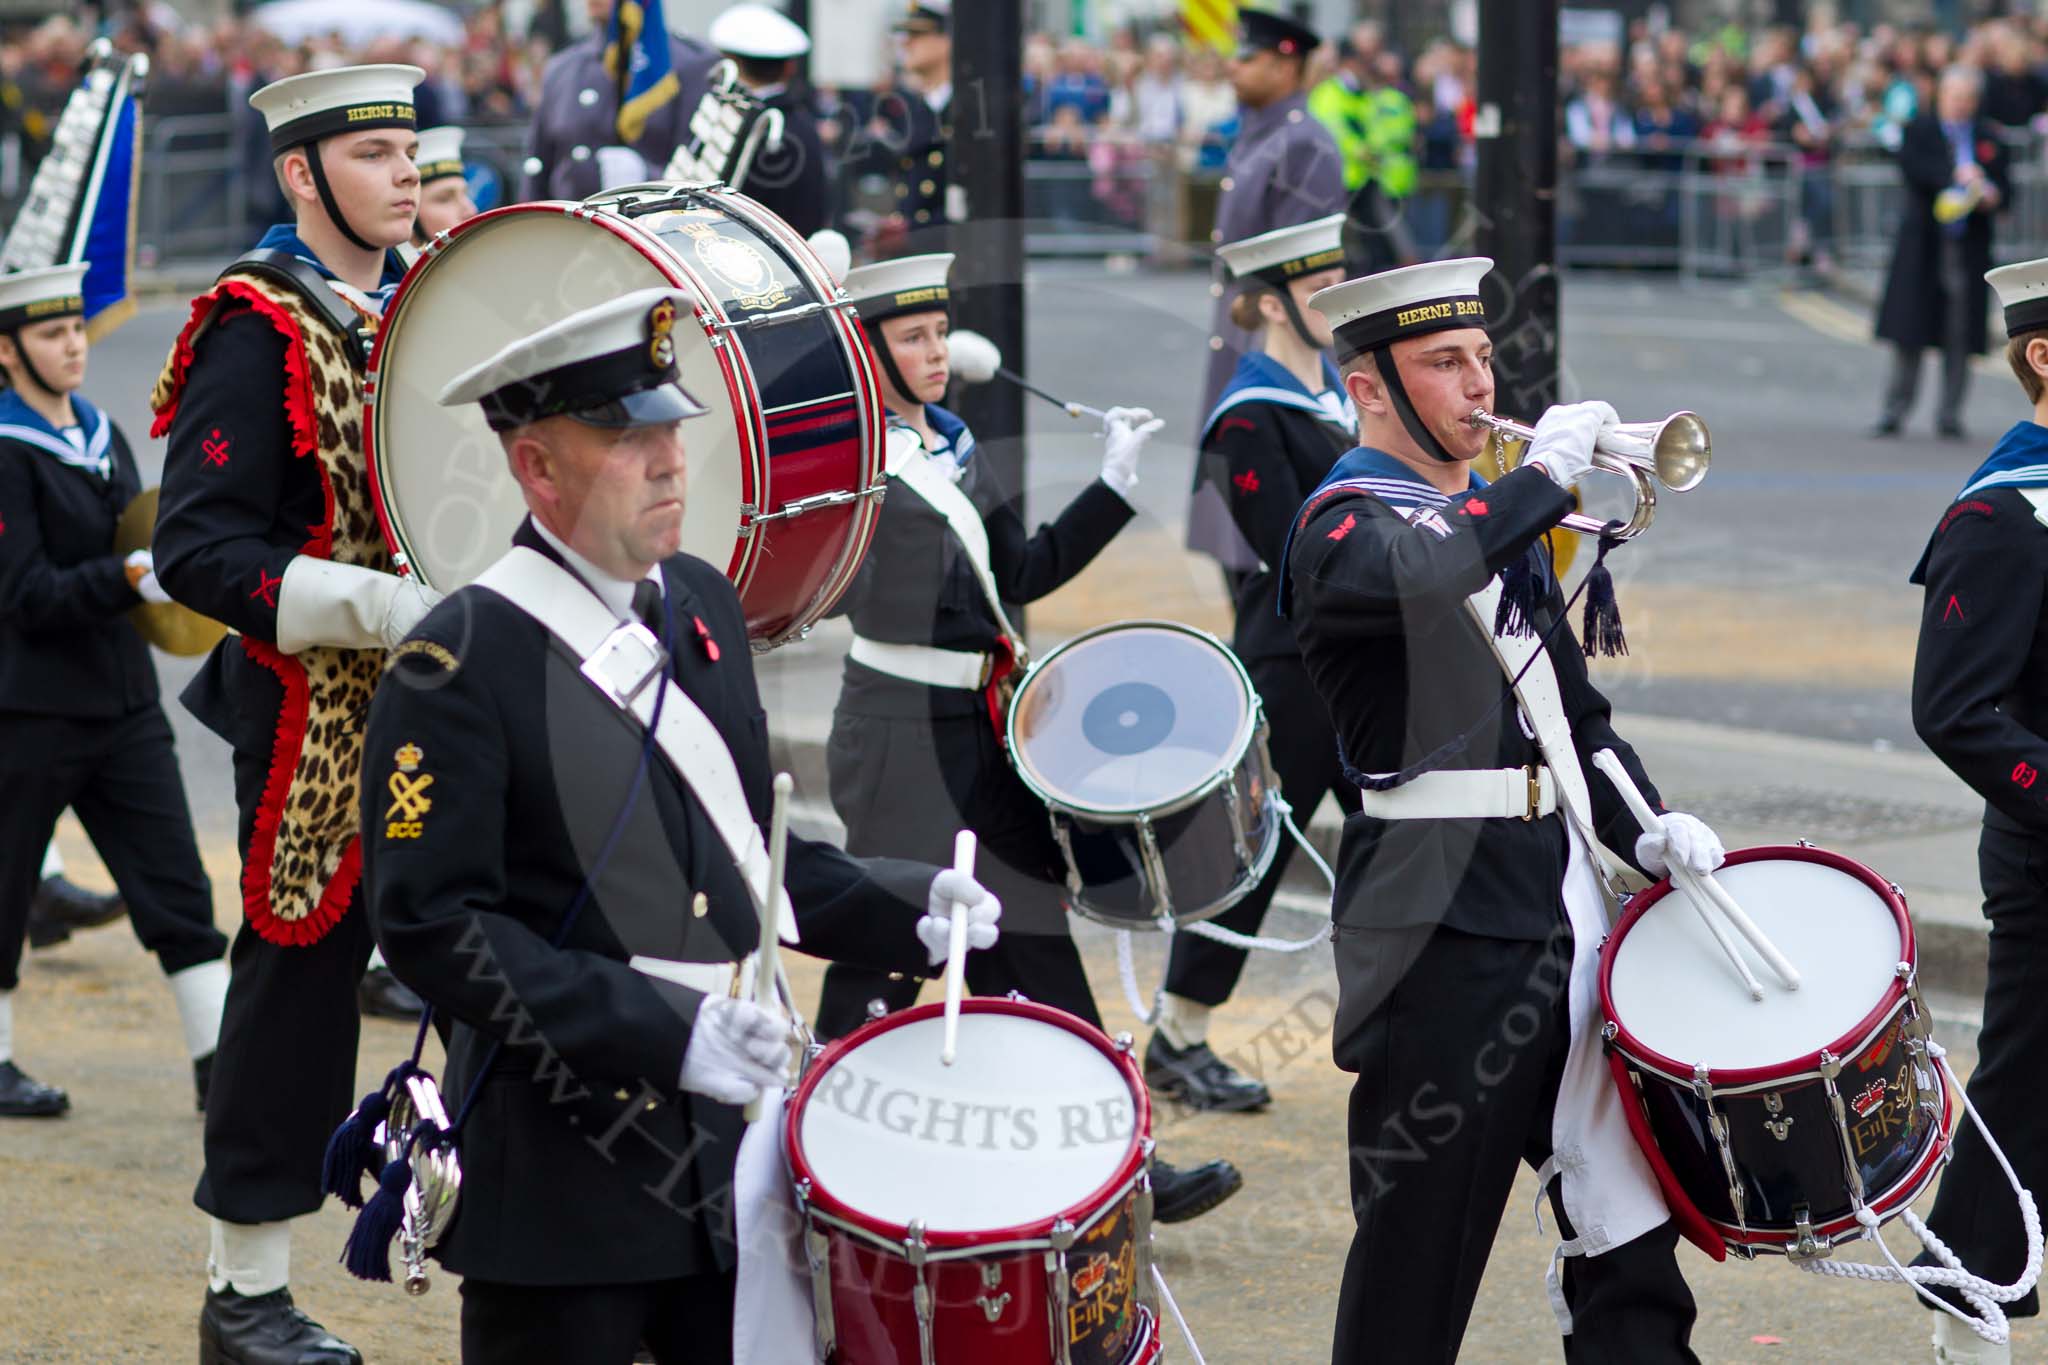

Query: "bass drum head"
(1010, 621), (1255, 817)
(369, 206), (743, 593)
(1606, 847), (1907, 1073)
(791, 1001), (1143, 1240)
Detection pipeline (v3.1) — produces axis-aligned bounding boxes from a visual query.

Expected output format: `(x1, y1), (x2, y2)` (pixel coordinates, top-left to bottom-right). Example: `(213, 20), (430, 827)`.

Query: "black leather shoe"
(1151, 1155), (1242, 1224)
(24, 904), (70, 949)
(1144, 1032), (1272, 1112)
(33, 874), (125, 933)
(1869, 417), (1902, 437)
(0, 1060), (70, 1117)
(194, 1051), (215, 1113)
(357, 966), (424, 1020)
(199, 1287), (362, 1365)
(1938, 420), (1968, 441)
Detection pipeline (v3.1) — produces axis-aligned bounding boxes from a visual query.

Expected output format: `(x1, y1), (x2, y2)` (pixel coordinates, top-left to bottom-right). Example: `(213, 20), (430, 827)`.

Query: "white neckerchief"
(531, 519), (665, 624)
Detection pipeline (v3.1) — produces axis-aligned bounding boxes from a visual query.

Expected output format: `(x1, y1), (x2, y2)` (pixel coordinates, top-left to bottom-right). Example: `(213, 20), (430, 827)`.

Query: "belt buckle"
(976, 652), (994, 689)
(1522, 765), (1542, 821)
(580, 621), (668, 707)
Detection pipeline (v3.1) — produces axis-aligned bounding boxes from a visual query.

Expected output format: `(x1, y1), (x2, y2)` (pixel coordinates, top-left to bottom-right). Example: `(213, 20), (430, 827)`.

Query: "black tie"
(632, 579), (664, 639)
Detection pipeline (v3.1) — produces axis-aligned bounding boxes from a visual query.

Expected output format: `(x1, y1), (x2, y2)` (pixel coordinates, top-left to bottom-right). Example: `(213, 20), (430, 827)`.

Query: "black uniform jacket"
(153, 310), (317, 756)
(1286, 461), (1662, 940)
(1911, 481), (2048, 840)
(0, 406), (152, 718)
(1876, 114), (2012, 355)
(1201, 388), (1355, 665)
(831, 407), (1133, 721)
(363, 521), (936, 1286)
(862, 83), (948, 230)
(743, 85), (830, 238)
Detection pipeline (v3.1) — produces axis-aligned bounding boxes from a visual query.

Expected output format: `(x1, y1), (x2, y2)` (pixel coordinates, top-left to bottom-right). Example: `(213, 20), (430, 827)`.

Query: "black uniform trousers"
(814, 706), (1101, 1041)
(460, 1269), (736, 1365)
(1913, 820), (2047, 1317)
(0, 706), (224, 991)
(1163, 656), (1356, 1005)
(1330, 921), (1697, 1364)
(193, 744), (374, 1225)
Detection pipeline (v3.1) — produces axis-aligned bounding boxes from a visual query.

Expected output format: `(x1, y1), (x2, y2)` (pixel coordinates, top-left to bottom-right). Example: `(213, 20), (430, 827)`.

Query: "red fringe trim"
(150, 281), (320, 462)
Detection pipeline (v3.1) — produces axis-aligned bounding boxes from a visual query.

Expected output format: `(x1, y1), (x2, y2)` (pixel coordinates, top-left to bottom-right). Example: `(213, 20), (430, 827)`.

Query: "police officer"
(1284, 259), (1713, 1361)
(1148, 214), (1355, 1113)
(1307, 27), (1419, 274)
(1907, 257), (2048, 1365)
(1188, 6), (1345, 585)
(0, 263), (228, 1119)
(521, 0), (717, 202)
(365, 288), (1003, 1362)
(706, 3), (830, 237)
(153, 64), (438, 1365)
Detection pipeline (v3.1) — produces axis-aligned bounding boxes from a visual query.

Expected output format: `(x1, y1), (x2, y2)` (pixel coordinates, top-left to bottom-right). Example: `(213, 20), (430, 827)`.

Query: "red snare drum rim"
(1599, 844), (1916, 1090)
(364, 200), (765, 588)
(785, 996), (1152, 1253)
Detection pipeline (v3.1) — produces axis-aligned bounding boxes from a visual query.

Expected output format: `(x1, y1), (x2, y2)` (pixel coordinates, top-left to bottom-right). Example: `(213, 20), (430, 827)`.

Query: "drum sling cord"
(1790, 1043), (2043, 1346)
(1113, 800), (1337, 1028)
(1150, 1263), (1207, 1365)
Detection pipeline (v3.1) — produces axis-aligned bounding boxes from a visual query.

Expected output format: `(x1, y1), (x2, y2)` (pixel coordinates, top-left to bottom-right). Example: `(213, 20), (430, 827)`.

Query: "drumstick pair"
(745, 775), (796, 1125)
(1590, 750), (1801, 1000)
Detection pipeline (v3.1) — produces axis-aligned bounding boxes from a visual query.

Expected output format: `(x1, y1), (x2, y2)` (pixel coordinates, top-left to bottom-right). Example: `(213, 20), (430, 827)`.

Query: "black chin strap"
(1274, 288), (1323, 354)
(873, 335), (917, 409)
(1371, 346), (1462, 464)
(303, 140), (379, 254)
(6, 328), (60, 399)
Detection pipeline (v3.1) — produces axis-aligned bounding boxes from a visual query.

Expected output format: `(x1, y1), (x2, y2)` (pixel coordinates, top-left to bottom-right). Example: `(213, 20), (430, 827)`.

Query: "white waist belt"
(848, 635), (990, 690)
(1357, 765), (1559, 821)
(630, 955), (749, 998)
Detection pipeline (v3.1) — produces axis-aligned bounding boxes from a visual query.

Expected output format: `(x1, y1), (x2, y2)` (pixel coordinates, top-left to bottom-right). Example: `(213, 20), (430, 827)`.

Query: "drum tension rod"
(740, 487), (880, 534)
(708, 299), (859, 334)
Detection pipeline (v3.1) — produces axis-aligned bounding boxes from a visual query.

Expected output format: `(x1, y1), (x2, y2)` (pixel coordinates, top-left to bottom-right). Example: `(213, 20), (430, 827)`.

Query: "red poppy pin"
(1979, 140), (1997, 162)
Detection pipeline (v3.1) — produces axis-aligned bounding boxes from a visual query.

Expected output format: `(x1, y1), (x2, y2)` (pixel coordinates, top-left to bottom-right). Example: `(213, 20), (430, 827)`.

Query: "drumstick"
(940, 830), (978, 1067)
(1693, 869), (1801, 992)
(744, 773), (794, 1123)
(1589, 750), (1770, 1001)
(993, 367), (1109, 423)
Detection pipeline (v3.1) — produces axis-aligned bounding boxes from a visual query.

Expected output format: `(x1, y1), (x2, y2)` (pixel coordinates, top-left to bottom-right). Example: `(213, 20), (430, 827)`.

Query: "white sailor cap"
(894, 0), (950, 34)
(438, 288), (710, 432)
(709, 4), (811, 60)
(415, 125), (466, 184)
(1217, 213), (1346, 288)
(250, 63), (424, 156)
(841, 253), (955, 324)
(0, 263), (89, 332)
(1309, 256), (1494, 361)
(1987, 257), (2048, 337)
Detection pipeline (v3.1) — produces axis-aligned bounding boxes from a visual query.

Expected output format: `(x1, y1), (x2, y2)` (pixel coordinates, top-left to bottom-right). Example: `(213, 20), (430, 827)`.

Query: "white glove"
(805, 228), (851, 285)
(678, 996), (791, 1106)
(1099, 406), (1164, 498)
(124, 549), (172, 604)
(1523, 400), (1618, 489)
(1634, 811), (1726, 879)
(946, 328), (1002, 385)
(274, 556), (445, 653)
(916, 868), (1002, 966)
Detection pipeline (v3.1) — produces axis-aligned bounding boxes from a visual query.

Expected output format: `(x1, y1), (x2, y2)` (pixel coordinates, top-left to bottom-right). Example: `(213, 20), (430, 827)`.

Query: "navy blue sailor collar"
(1275, 444), (1489, 617)
(1201, 350), (1353, 445)
(0, 388), (112, 479)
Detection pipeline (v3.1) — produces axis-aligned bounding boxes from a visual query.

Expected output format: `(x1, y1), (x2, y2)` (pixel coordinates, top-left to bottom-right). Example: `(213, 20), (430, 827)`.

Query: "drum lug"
(1795, 838), (1814, 848)
(1048, 1218), (1078, 1365)
(1135, 1147), (1159, 1316)
(975, 1260), (1013, 1322)
(1761, 1092), (1794, 1143)
(798, 1191), (837, 1362)
(1113, 1032), (1135, 1054)
(1219, 778), (1253, 870)
(1135, 813), (1175, 921)
(906, 1220), (935, 1365)
(1787, 1206), (1832, 1262)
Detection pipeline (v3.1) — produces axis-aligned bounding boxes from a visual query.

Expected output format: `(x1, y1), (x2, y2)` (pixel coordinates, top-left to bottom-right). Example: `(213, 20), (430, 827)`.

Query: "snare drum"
(1600, 844), (1952, 1259)
(1007, 620), (1281, 928)
(786, 998), (1160, 1365)
(367, 183), (885, 647)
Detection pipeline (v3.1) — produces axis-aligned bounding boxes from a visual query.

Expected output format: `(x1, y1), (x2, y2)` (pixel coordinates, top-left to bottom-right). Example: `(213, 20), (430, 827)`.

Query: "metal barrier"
(135, 112), (247, 264)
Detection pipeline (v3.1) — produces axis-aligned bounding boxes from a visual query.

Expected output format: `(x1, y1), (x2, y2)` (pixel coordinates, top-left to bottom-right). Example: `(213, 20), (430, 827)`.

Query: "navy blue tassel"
(1581, 531), (1629, 658)
(1493, 553), (1541, 639)
(321, 1088), (392, 1211)
(342, 1149), (414, 1282)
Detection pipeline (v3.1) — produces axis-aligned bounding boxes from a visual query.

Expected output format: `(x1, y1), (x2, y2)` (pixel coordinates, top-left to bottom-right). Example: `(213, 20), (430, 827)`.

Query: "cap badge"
(648, 299), (678, 369)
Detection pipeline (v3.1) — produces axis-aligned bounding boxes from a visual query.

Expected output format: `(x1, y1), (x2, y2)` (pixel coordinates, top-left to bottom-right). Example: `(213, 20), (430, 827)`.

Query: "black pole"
(1473, 0), (1560, 424)
(948, 0), (1028, 512)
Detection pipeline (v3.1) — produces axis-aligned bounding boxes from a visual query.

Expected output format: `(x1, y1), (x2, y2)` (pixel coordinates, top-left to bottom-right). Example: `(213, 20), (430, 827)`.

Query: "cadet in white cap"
(358, 288), (1002, 1360)
(0, 263), (229, 1124)
(1280, 259), (1716, 1362)
(411, 125), (477, 245)
(1144, 213), (1354, 1116)
(148, 63), (439, 1365)
(1905, 257), (2048, 1365)
(707, 2), (828, 235)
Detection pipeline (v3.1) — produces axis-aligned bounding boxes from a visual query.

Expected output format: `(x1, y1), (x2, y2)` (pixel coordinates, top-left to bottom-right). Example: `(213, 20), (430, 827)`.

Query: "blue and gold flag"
(604, 0), (681, 144)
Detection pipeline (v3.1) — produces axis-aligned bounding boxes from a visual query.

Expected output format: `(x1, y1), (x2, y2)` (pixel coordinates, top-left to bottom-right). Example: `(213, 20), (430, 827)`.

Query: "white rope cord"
(1791, 1046), (2043, 1345)
(1179, 803), (1334, 954)
(1151, 1264), (1207, 1365)
(1115, 927), (1164, 1026)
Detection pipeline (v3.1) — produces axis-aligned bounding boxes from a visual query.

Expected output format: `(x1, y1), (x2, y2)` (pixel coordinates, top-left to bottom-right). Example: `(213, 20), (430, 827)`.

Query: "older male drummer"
(1282, 258), (1725, 1362)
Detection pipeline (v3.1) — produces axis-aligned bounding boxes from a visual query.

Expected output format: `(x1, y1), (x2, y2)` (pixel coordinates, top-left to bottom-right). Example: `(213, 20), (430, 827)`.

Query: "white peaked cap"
(710, 4), (812, 60)
(1987, 257), (2048, 336)
(0, 262), (89, 329)
(415, 125), (466, 181)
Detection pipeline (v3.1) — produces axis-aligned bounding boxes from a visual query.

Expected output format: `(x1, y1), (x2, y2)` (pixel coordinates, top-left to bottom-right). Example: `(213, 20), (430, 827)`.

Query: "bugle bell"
(1467, 407), (1710, 541)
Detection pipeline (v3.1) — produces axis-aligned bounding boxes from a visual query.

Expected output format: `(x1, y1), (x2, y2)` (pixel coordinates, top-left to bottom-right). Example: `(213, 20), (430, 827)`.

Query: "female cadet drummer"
(811, 253), (1243, 1224)
(1145, 212), (1356, 1116)
(0, 264), (228, 1118)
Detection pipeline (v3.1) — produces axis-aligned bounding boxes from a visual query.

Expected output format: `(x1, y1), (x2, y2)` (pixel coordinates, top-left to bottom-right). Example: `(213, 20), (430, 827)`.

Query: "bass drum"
(367, 182), (886, 647)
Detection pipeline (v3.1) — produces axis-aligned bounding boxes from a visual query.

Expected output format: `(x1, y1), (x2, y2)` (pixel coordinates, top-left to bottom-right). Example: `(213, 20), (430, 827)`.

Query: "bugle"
(1466, 408), (1710, 540)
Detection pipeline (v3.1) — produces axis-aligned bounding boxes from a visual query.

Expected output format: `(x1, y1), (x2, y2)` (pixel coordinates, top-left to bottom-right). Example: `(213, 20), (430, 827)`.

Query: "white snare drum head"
(1608, 856), (1904, 1070)
(798, 1011), (1138, 1234)
(374, 208), (743, 591)
(1011, 624), (1253, 815)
